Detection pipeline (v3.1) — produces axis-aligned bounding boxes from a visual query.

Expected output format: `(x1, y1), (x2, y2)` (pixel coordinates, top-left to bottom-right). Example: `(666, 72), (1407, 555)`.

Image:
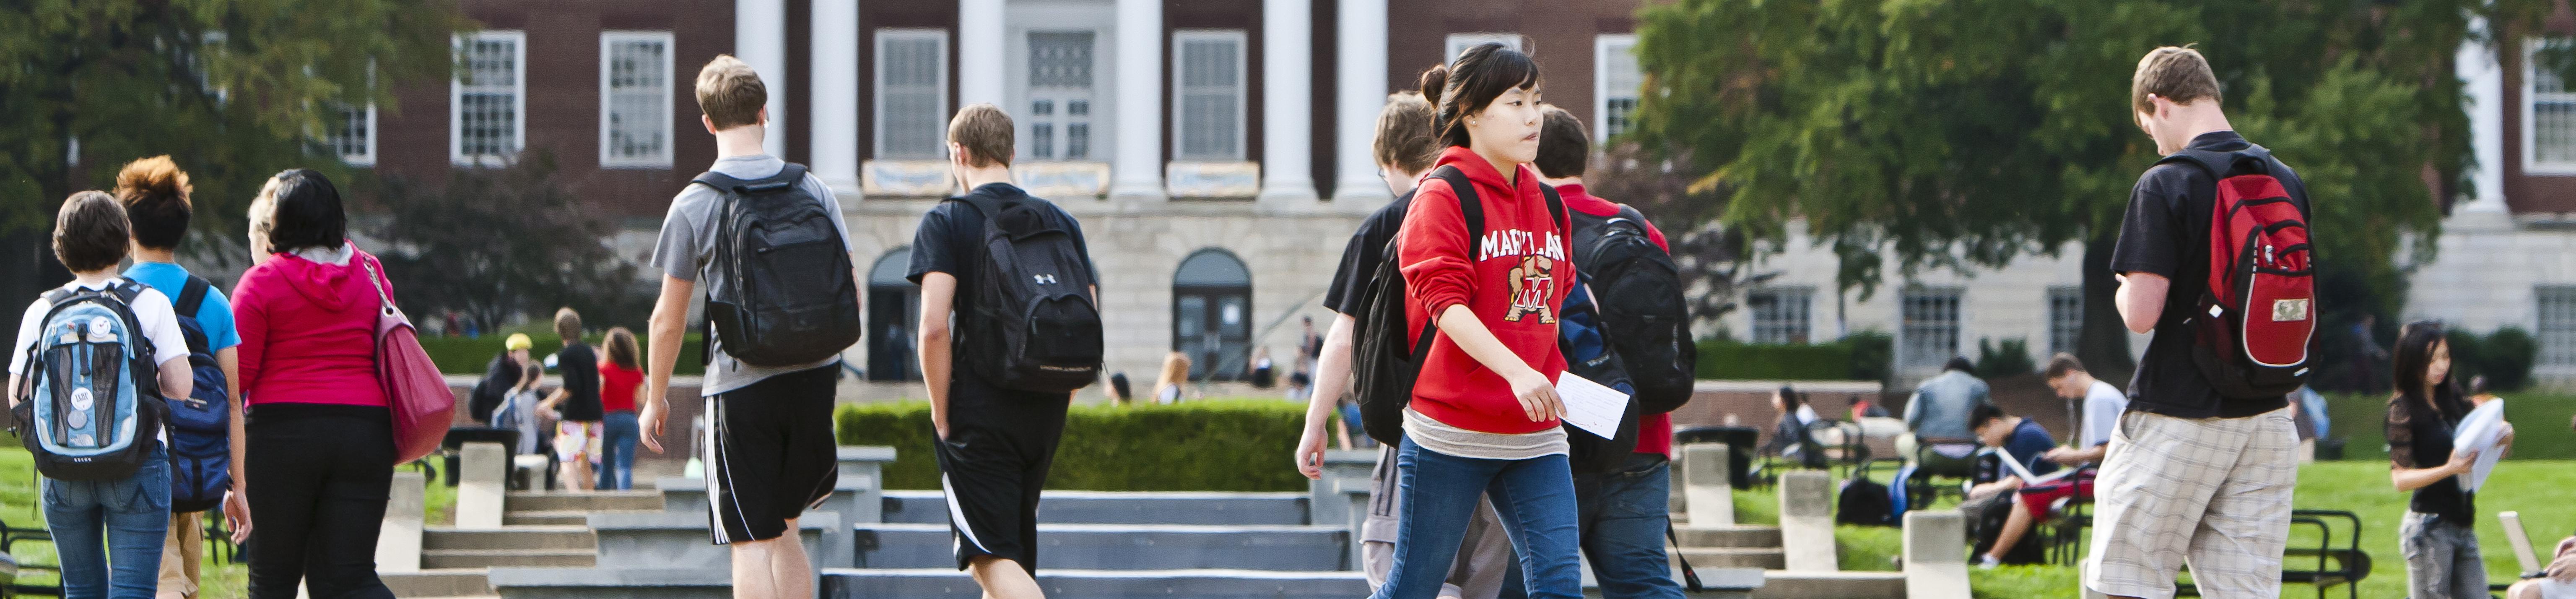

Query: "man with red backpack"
(2086, 46), (2317, 599)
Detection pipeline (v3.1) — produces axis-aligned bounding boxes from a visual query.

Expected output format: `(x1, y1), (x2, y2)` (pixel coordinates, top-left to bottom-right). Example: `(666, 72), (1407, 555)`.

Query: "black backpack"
(1836, 461), (1896, 526)
(692, 164), (865, 367)
(1352, 167), (1565, 446)
(948, 191), (1104, 393)
(1569, 205), (1696, 414)
(162, 277), (232, 513)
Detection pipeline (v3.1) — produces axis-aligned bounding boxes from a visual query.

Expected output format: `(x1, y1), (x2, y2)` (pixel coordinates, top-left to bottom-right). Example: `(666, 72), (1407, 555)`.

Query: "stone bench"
(821, 568), (1370, 599)
(848, 523), (1349, 570)
(587, 510), (840, 571)
(878, 490), (1312, 526)
(1776, 470), (1837, 572)
(1903, 510), (1971, 599)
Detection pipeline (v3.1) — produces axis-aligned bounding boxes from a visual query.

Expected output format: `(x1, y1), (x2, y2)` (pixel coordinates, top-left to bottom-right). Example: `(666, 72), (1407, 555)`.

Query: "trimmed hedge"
(1697, 331), (1893, 381)
(422, 333), (703, 376)
(835, 400), (1310, 492)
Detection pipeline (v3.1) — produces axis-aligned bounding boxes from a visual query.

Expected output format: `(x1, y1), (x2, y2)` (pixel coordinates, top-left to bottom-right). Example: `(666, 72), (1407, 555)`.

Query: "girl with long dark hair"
(2385, 321), (2514, 599)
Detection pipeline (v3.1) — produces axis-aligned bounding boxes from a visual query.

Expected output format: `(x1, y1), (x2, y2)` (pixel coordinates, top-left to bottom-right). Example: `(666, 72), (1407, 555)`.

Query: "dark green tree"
(1628, 0), (2545, 385)
(368, 151), (647, 331)
(0, 0), (465, 255)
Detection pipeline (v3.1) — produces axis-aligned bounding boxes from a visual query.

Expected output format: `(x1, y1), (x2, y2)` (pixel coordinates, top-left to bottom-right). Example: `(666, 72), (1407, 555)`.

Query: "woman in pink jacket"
(230, 169), (397, 599)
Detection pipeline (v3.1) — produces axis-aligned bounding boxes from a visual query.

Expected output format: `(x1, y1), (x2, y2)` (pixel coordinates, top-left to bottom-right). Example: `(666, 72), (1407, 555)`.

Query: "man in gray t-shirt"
(646, 153), (856, 397)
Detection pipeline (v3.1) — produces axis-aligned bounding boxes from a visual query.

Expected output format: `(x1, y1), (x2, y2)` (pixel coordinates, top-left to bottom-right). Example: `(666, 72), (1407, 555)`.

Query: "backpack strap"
(2158, 146), (2274, 180)
(175, 276), (211, 318)
(1429, 167), (1487, 258)
(688, 163), (809, 195)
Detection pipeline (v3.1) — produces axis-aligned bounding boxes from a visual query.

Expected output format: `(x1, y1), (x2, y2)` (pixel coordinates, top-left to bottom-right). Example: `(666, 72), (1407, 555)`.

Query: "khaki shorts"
(2083, 407), (2299, 599)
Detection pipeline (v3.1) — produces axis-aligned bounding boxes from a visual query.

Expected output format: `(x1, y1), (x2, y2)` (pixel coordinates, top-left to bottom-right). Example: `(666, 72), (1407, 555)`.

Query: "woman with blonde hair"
(1153, 352), (1192, 404)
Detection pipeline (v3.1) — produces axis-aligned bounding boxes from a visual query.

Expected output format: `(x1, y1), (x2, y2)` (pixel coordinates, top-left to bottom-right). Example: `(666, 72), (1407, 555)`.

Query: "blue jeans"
(1574, 453), (1684, 599)
(597, 411), (639, 490)
(44, 445), (171, 599)
(1371, 437), (1583, 599)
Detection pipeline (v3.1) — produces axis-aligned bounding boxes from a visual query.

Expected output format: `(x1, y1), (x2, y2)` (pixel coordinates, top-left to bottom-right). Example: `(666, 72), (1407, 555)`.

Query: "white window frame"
(1746, 286), (1813, 345)
(2526, 38), (2576, 174)
(2046, 286), (2083, 358)
(2540, 286), (2576, 368)
(1900, 286), (1966, 369)
(330, 103), (378, 166)
(599, 31), (675, 169)
(451, 30), (527, 167)
(1445, 33), (1528, 61)
(875, 29), (950, 160)
(1171, 29), (1249, 162)
(1594, 34), (1640, 143)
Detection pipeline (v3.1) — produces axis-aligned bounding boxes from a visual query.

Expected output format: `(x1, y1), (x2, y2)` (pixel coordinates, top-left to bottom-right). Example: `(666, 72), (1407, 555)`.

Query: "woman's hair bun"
(1417, 64), (1451, 107)
(113, 155), (191, 207)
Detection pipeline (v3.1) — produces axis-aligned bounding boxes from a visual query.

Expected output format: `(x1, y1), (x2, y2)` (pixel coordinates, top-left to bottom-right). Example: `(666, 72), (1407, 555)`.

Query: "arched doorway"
(867, 247), (921, 381)
(1172, 248), (1252, 381)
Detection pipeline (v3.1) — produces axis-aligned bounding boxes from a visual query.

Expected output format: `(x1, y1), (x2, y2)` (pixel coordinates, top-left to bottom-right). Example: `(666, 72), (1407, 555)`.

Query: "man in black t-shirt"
(2084, 47), (2306, 599)
(909, 104), (1093, 599)
(539, 307), (604, 491)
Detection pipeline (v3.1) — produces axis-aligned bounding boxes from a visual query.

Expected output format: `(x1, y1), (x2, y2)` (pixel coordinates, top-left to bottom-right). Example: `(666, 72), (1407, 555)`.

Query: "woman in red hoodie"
(231, 169), (398, 599)
(1372, 43), (1581, 599)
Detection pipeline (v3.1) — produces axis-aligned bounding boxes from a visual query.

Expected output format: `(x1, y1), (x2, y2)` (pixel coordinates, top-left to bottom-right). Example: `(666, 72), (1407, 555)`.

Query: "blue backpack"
(11, 279), (168, 481)
(1558, 276), (1640, 475)
(163, 276), (232, 513)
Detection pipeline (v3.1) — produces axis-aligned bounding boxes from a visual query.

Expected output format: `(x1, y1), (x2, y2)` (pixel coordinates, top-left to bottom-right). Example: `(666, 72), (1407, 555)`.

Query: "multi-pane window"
(325, 103), (375, 166)
(1596, 34), (1641, 141)
(2532, 39), (2576, 171)
(1028, 31), (1096, 161)
(1745, 286), (1812, 344)
(601, 31), (673, 167)
(877, 29), (950, 159)
(1445, 33), (1528, 60)
(452, 31), (525, 166)
(2541, 286), (2576, 368)
(1901, 287), (1964, 368)
(2048, 286), (2084, 358)
(1173, 30), (1246, 161)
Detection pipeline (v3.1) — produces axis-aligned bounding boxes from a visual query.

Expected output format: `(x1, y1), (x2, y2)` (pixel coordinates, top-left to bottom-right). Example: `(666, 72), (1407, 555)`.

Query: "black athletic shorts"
(703, 365), (841, 544)
(932, 377), (1071, 573)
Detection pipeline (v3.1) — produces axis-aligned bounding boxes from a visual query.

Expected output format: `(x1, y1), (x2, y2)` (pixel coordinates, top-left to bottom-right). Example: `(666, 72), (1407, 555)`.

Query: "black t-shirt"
(556, 343), (603, 422)
(2386, 392), (2474, 522)
(2109, 130), (2304, 419)
(906, 183), (1096, 402)
(1322, 191), (1417, 315)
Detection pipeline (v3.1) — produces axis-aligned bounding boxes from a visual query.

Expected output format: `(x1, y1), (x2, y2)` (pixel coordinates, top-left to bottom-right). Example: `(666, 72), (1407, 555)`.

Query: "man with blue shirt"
(112, 156), (249, 599)
(1958, 403), (2056, 567)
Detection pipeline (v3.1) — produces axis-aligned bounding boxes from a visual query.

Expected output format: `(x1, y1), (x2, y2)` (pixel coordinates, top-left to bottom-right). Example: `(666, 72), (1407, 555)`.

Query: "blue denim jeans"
(597, 410), (639, 490)
(44, 445), (171, 599)
(1371, 437), (1583, 599)
(1574, 453), (1684, 599)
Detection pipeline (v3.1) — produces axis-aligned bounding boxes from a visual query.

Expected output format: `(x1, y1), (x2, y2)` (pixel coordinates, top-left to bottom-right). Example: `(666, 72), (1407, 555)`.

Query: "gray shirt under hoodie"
(648, 154), (855, 396)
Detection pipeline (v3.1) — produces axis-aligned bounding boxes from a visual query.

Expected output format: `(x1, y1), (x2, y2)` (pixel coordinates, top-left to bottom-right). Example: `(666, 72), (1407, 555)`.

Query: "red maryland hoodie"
(232, 243), (391, 408)
(1398, 147), (1574, 435)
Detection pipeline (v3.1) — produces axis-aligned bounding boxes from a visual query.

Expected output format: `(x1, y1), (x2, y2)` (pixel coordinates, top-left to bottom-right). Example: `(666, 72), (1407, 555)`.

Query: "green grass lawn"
(1752, 458), (2576, 598)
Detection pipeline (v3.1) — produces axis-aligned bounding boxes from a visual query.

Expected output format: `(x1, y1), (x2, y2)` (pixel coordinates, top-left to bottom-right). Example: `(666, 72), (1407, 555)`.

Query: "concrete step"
(381, 568), (498, 597)
(821, 568), (1369, 599)
(1674, 525), (1783, 548)
(425, 526), (598, 551)
(656, 475), (880, 524)
(506, 490), (662, 513)
(1676, 547), (1786, 570)
(849, 523), (1346, 571)
(878, 490), (1311, 526)
(425, 548), (597, 569)
(491, 567), (732, 599)
(1750, 570), (1907, 599)
(504, 511), (590, 526)
(589, 510), (839, 570)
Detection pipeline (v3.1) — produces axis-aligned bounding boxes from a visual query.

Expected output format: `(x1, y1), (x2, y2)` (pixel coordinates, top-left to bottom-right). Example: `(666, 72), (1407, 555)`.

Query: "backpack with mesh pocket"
(12, 279), (168, 481)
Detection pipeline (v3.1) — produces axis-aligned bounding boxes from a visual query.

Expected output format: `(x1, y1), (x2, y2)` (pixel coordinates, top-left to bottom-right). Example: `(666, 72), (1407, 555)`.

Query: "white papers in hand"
(1554, 372), (1631, 439)
(2453, 399), (2507, 492)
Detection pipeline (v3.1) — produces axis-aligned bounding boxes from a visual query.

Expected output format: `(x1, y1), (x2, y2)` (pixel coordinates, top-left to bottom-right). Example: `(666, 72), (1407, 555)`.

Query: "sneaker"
(1976, 555), (2001, 570)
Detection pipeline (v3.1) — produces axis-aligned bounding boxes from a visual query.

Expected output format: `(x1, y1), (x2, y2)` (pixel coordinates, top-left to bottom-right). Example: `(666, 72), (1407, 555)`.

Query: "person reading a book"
(1958, 404), (2078, 567)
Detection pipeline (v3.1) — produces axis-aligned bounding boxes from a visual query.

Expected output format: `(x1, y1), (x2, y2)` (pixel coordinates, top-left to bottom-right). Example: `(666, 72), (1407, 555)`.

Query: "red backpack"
(2163, 146), (2316, 399)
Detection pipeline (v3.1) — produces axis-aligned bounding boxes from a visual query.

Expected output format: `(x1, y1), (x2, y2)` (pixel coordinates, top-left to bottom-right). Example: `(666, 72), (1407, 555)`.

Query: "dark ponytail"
(1419, 42), (1542, 149)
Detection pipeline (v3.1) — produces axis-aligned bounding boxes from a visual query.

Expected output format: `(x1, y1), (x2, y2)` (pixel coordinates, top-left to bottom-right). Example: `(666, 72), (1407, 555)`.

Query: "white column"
(736, 0), (789, 157)
(1331, 0), (1391, 203)
(2462, 16), (2509, 214)
(1258, 0), (1318, 203)
(1111, 0), (1167, 201)
(958, 0), (1007, 109)
(811, 0), (862, 193)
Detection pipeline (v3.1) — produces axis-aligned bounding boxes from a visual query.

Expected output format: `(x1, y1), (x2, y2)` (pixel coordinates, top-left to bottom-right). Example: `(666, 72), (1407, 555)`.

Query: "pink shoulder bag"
(363, 256), (455, 464)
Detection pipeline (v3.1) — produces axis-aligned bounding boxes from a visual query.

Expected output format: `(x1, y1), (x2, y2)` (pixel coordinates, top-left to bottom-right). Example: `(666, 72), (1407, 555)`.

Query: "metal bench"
(0, 515), (56, 597)
(2174, 509), (2368, 599)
